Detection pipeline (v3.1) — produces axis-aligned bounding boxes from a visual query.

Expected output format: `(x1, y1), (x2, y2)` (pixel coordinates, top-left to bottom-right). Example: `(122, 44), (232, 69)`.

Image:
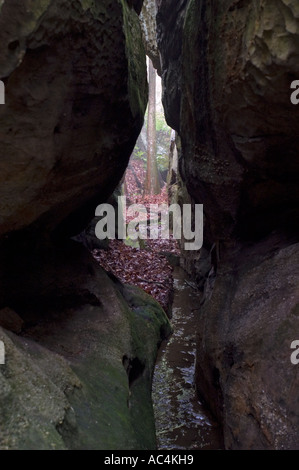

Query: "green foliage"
(156, 112), (170, 133)
(134, 145), (145, 160)
(156, 112), (171, 171)
(156, 153), (169, 171)
(131, 110), (172, 172)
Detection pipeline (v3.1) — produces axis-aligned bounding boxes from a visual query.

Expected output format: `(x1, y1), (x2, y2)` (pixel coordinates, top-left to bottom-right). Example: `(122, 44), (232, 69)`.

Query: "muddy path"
(152, 267), (224, 450)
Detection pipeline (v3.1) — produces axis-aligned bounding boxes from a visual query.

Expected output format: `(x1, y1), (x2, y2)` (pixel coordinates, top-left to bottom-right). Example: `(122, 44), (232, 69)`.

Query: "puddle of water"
(152, 267), (224, 450)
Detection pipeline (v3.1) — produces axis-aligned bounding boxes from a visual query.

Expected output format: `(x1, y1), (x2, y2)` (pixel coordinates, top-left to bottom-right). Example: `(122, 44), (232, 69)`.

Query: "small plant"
(133, 145), (146, 162)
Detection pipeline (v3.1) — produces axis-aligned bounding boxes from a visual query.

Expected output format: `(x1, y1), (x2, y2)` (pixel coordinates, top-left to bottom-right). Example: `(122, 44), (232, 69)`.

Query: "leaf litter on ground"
(93, 158), (180, 313)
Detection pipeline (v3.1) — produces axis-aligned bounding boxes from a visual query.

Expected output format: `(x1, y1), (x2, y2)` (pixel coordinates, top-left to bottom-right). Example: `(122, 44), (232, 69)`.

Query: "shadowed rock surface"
(140, 0), (161, 74)
(0, 0), (172, 450)
(157, 0), (299, 449)
(0, 241), (171, 449)
(0, 0), (147, 240)
(1, 0), (299, 451)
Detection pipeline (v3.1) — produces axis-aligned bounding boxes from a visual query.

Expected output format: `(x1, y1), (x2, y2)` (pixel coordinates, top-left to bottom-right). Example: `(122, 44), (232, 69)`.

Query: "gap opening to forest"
(92, 59), (180, 314)
(91, 59), (221, 449)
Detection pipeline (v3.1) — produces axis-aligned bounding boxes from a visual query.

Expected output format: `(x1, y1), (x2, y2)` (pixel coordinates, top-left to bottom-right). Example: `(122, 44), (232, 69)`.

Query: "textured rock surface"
(158, 0), (299, 242)
(0, 0), (147, 240)
(196, 237), (299, 449)
(157, 0), (299, 449)
(0, 0), (168, 450)
(140, 0), (161, 74)
(0, 241), (171, 450)
(167, 133), (202, 281)
(156, 0), (188, 132)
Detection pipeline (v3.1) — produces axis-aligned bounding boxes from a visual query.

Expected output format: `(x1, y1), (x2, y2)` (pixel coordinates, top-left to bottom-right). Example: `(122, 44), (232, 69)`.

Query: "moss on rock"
(0, 244), (171, 450)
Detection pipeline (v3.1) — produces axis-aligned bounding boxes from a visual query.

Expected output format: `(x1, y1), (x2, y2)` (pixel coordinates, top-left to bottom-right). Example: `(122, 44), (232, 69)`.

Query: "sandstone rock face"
(157, 0), (299, 449)
(0, 241), (171, 450)
(156, 0), (188, 132)
(0, 0), (147, 239)
(0, 0), (167, 450)
(196, 238), (299, 449)
(140, 0), (161, 74)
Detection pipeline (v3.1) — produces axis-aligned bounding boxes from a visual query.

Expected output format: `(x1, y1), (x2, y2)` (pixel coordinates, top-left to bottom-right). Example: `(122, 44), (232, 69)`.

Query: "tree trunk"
(144, 59), (161, 195)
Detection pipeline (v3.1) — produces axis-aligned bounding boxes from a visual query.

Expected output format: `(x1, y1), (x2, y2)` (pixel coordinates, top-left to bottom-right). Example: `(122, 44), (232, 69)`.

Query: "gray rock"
(140, 0), (161, 74)
(157, 0), (299, 449)
(0, 242), (171, 450)
(196, 239), (299, 449)
(0, 0), (147, 240)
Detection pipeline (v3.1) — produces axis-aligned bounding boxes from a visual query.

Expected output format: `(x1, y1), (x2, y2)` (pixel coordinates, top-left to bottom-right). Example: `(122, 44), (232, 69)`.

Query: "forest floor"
(92, 159), (180, 314)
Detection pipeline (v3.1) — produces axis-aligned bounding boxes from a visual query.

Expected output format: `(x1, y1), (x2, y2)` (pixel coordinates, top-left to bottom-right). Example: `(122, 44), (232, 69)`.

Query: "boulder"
(0, 241), (171, 450)
(157, 0), (299, 449)
(0, 0), (147, 240)
(196, 237), (299, 449)
(0, 0), (169, 450)
(140, 0), (162, 74)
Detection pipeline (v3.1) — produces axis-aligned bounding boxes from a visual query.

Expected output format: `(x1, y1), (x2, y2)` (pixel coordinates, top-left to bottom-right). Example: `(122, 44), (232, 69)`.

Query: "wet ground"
(152, 267), (224, 450)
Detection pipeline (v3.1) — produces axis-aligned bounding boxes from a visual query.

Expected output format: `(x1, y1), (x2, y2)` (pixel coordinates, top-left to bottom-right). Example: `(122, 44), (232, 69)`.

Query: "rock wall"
(140, 0), (161, 74)
(0, 0), (171, 450)
(0, 0), (147, 241)
(157, 0), (299, 449)
(0, 0), (147, 315)
(0, 241), (171, 449)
